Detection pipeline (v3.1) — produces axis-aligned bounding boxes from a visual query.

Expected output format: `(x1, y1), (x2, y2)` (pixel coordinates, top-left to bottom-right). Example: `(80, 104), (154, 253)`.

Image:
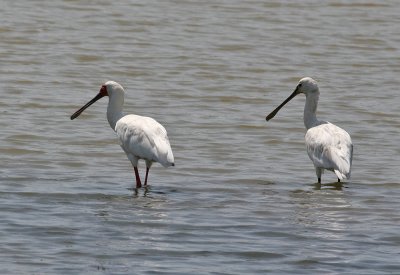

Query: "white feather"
(266, 77), (353, 182)
(116, 114), (174, 167)
(71, 81), (174, 188)
(305, 122), (353, 180)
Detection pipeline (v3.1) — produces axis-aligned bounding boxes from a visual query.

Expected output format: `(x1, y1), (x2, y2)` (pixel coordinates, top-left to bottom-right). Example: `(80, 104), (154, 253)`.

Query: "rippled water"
(1, 1), (400, 274)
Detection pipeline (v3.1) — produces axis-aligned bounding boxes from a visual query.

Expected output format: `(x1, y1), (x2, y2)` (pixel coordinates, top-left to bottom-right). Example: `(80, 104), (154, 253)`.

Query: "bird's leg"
(144, 160), (153, 186)
(133, 167), (142, 188)
(315, 168), (322, 184)
(144, 167), (150, 186)
(337, 178), (341, 183)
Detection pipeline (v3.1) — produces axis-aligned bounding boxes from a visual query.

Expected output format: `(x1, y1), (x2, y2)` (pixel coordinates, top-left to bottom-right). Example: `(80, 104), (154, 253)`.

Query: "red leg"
(144, 167), (150, 186)
(134, 167), (142, 188)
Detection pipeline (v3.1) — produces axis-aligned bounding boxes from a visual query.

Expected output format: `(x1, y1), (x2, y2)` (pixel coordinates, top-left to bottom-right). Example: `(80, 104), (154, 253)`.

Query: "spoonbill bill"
(71, 81), (174, 188)
(266, 77), (353, 183)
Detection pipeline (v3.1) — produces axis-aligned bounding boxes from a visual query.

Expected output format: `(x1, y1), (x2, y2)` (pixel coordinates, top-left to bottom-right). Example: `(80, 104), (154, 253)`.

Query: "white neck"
(107, 93), (124, 130)
(303, 91), (320, 130)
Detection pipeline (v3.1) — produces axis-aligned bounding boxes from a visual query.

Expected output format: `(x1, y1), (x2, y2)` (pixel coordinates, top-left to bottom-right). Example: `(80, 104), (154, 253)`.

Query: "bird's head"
(265, 77), (319, 121)
(103, 81), (125, 98)
(70, 80), (124, 120)
(294, 77), (319, 96)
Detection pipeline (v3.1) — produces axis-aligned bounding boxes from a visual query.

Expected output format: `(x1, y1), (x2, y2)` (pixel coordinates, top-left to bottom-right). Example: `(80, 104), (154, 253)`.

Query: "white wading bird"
(71, 81), (174, 188)
(266, 77), (353, 183)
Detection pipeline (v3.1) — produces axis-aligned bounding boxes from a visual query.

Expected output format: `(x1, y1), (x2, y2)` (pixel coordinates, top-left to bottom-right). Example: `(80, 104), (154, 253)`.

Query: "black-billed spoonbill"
(266, 77), (353, 183)
(71, 81), (174, 188)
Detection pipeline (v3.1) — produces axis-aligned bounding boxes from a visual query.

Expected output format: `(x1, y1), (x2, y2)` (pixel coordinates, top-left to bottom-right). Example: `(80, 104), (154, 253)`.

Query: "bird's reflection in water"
(290, 183), (352, 239)
(131, 185), (151, 197)
(130, 185), (173, 198)
(313, 181), (347, 191)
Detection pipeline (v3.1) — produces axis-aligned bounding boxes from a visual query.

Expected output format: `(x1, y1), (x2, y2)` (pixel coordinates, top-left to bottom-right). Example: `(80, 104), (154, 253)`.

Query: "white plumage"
(116, 114), (174, 168)
(266, 77), (353, 183)
(71, 81), (174, 188)
(305, 122), (352, 181)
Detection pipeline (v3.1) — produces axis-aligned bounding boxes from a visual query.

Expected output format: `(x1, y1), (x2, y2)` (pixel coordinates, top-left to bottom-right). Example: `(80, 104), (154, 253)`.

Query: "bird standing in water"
(266, 77), (353, 183)
(71, 81), (175, 188)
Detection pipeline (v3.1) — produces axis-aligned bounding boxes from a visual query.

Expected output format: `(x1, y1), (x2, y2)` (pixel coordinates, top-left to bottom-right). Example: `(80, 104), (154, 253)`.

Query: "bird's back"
(115, 114), (174, 167)
(305, 122), (353, 180)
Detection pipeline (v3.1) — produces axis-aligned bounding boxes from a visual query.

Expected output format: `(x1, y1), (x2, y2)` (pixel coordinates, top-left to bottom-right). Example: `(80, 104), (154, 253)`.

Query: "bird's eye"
(298, 83), (302, 87)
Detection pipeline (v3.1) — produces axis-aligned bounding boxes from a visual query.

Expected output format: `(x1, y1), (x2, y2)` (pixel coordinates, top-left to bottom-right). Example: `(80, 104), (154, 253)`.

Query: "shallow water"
(1, 1), (400, 274)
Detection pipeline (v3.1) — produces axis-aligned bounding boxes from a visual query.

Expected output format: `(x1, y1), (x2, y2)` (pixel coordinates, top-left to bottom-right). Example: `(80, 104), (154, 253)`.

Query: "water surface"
(1, 1), (400, 274)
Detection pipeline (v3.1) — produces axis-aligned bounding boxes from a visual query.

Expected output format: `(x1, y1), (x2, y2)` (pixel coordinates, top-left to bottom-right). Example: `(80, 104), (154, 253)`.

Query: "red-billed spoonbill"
(71, 81), (174, 188)
(266, 77), (353, 183)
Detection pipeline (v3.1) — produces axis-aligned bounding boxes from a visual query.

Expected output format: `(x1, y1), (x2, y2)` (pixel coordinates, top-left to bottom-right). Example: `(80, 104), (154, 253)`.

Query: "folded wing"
(305, 122), (353, 180)
(115, 115), (174, 167)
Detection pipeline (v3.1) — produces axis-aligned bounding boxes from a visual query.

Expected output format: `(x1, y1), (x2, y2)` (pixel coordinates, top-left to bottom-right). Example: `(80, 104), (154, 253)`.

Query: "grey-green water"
(1, 1), (399, 274)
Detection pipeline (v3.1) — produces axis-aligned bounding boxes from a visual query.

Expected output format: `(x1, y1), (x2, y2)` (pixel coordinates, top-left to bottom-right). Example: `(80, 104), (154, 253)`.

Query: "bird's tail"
(160, 155), (174, 167)
(158, 143), (175, 168)
(332, 146), (352, 181)
(334, 169), (351, 181)
(164, 150), (175, 167)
